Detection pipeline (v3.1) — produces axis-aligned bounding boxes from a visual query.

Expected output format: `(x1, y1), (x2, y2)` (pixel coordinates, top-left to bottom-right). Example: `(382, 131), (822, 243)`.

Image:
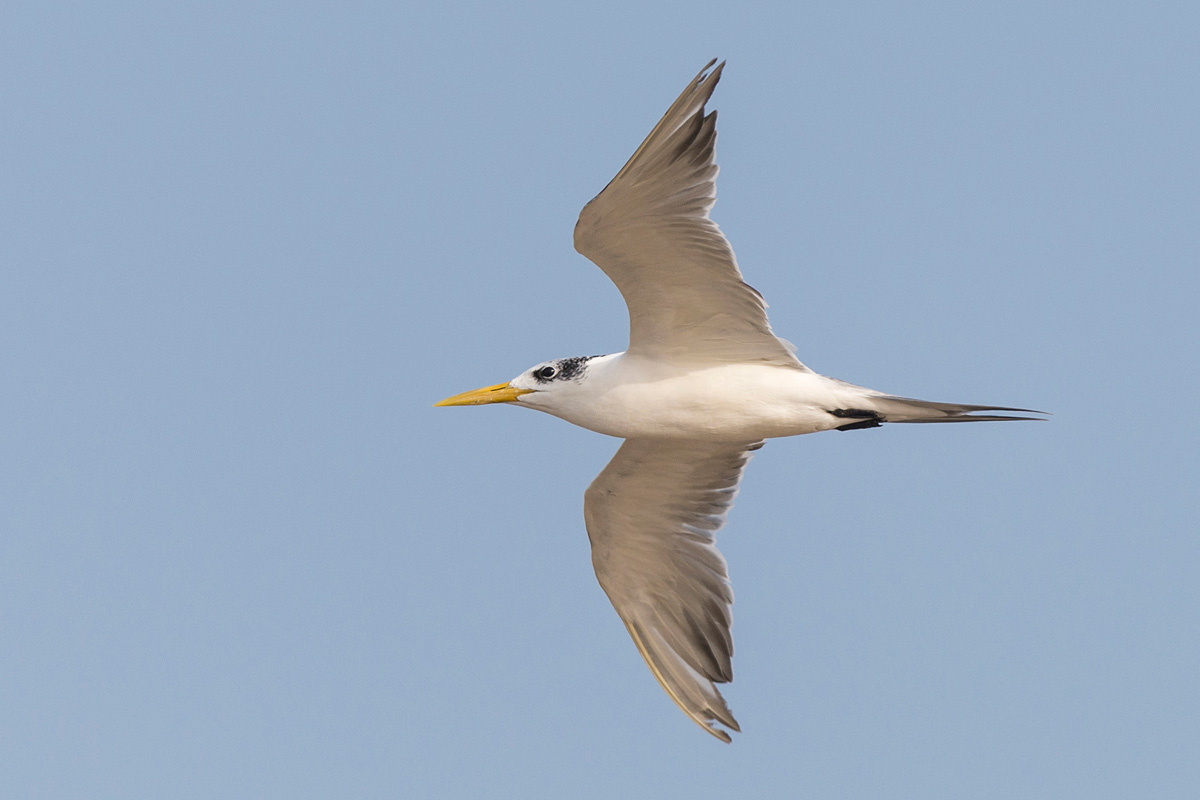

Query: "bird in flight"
(436, 60), (1043, 742)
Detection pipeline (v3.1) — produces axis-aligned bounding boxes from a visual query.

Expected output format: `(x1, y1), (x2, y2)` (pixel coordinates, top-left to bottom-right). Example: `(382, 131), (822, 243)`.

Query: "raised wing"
(584, 438), (763, 742)
(574, 60), (807, 370)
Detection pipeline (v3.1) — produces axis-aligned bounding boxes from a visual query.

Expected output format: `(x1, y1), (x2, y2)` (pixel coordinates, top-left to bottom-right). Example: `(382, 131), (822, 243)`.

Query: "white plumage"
(437, 60), (1042, 742)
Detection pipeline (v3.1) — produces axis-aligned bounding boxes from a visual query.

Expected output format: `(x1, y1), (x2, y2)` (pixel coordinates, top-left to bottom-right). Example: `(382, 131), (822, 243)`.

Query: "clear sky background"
(3, 2), (1197, 798)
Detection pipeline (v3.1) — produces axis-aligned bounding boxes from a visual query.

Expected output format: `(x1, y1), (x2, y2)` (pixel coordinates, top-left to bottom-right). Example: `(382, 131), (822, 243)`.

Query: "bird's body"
(436, 60), (1043, 742)
(514, 354), (1028, 440)
(522, 355), (836, 439)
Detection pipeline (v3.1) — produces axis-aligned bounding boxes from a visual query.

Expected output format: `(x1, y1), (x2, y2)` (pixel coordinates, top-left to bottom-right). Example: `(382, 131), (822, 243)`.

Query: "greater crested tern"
(436, 60), (1044, 742)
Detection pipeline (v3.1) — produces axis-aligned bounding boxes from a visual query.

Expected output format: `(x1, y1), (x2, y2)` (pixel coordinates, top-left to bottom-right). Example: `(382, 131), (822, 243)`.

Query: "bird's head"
(434, 355), (603, 412)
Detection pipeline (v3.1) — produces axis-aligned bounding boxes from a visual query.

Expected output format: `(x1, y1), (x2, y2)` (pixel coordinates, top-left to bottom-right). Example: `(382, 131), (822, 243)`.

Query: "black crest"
(533, 355), (602, 384)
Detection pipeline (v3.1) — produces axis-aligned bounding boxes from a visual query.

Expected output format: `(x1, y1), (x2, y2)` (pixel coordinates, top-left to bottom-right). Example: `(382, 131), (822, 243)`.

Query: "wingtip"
(623, 618), (741, 743)
(698, 712), (738, 743)
(708, 726), (733, 744)
(702, 714), (740, 743)
(697, 58), (725, 85)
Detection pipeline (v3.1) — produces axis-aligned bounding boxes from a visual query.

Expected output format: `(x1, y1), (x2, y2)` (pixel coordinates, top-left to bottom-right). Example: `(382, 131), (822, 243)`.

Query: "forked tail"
(870, 395), (1047, 424)
(829, 396), (1047, 431)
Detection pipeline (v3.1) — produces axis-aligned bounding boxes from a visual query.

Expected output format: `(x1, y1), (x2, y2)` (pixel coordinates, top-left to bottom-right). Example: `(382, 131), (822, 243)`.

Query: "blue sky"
(2, 2), (1197, 798)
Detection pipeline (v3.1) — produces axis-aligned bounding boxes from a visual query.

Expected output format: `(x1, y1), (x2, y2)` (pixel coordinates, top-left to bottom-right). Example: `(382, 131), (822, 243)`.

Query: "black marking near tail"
(835, 418), (882, 432)
(829, 408), (884, 432)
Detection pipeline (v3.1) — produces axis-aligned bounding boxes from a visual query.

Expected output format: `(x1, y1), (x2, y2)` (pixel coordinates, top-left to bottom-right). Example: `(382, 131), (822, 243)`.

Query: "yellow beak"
(434, 382), (534, 407)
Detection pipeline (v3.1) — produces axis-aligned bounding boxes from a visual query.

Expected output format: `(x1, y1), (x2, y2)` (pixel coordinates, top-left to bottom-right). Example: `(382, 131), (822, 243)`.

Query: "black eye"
(535, 365), (557, 380)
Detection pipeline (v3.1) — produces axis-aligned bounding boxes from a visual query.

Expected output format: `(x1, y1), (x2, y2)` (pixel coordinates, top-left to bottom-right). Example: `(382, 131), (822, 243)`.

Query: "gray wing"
(584, 438), (763, 742)
(574, 60), (807, 370)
